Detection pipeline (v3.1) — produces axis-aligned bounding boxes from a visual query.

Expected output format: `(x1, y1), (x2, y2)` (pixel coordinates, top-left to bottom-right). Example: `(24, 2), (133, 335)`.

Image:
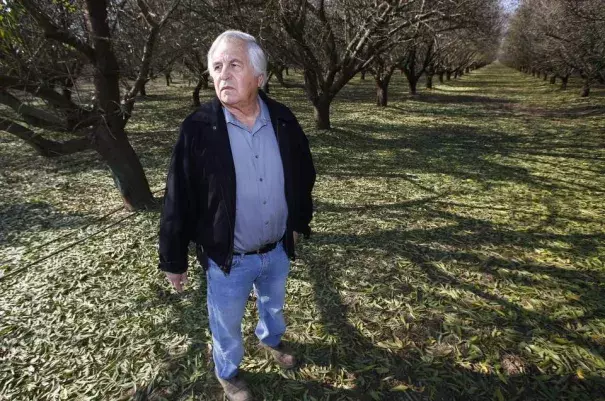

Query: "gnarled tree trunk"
(192, 73), (209, 107)
(87, 0), (154, 209)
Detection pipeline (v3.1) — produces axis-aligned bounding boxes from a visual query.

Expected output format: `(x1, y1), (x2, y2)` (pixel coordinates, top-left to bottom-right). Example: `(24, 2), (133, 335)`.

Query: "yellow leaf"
(391, 384), (410, 392)
(576, 368), (585, 380)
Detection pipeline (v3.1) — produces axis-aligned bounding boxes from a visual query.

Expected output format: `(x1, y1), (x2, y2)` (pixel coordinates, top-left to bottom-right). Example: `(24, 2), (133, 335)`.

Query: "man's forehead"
(212, 39), (247, 60)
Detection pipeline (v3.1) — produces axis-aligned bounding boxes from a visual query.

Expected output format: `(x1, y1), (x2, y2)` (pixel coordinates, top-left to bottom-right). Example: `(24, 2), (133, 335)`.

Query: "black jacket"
(158, 91), (316, 275)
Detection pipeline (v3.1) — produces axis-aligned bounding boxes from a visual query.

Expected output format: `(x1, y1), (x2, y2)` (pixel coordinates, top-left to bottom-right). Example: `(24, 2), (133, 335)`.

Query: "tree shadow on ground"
(270, 208), (605, 400)
(235, 225), (605, 400)
(518, 104), (605, 119)
(0, 201), (89, 247)
(312, 125), (604, 196)
(412, 93), (517, 106)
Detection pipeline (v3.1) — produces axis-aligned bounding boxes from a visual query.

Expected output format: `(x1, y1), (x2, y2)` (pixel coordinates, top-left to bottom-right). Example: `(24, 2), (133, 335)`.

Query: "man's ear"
(257, 74), (264, 88)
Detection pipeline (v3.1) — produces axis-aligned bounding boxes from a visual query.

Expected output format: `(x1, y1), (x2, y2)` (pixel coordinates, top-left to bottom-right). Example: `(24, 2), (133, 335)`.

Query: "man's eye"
(213, 65), (221, 71)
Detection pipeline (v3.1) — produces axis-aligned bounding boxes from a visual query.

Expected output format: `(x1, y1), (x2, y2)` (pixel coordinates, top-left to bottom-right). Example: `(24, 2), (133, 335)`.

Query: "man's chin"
(220, 94), (239, 105)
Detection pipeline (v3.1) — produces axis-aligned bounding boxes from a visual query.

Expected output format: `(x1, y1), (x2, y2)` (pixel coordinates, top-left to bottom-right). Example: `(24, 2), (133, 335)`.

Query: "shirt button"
(265, 221), (269, 225)
(263, 201), (267, 205)
(255, 155), (259, 159)
(212, 126), (217, 130)
(259, 178), (263, 182)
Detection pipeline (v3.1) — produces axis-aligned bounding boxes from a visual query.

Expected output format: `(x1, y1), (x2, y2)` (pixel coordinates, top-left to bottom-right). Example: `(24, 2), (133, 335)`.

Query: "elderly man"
(158, 30), (316, 401)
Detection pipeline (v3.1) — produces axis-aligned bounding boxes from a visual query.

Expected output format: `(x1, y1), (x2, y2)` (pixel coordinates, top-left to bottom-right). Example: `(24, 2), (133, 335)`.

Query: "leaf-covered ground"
(1, 63), (604, 400)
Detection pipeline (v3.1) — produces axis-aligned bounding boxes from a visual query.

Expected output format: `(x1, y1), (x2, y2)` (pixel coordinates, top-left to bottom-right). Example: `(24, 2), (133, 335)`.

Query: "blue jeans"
(206, 242), (290, 379)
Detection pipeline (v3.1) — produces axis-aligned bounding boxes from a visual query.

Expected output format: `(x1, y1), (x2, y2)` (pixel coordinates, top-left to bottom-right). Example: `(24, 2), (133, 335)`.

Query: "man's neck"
(224, 97), (260, 130)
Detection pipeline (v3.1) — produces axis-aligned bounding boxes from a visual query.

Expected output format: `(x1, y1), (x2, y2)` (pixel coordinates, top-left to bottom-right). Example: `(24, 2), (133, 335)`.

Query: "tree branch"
(0, 118), (90, 157)
(19, 0), (96, 62)
(0, 75), (82, 111)
(0, 90), (66, 130)
(122, 0), (181, 117)
(0, 76), (101, 132)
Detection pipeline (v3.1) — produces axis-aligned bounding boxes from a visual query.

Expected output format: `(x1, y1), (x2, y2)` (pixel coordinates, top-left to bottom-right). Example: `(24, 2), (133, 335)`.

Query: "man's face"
(210, 39), (262, 107)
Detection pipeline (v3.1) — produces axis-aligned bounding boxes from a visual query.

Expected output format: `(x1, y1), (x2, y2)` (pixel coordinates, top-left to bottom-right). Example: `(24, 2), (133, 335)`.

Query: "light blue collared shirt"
(223, 96), (288, 253)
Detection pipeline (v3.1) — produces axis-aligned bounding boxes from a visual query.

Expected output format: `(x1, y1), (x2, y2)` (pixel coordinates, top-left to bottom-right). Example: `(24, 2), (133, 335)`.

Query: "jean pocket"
(231, 254), (244, 269)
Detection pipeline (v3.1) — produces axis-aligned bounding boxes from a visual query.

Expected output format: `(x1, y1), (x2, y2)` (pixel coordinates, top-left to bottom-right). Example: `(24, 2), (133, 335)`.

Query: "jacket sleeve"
(293, 119), (316, 238)
(158, 122), (195, 274)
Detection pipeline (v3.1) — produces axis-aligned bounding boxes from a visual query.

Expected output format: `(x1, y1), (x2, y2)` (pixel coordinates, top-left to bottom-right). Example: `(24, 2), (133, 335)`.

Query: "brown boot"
(260, 342), (297, 369)
(216, 374), (254, 401)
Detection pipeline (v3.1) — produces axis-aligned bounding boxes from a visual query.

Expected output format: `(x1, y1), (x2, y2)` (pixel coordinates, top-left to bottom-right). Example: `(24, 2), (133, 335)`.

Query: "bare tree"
(265, 0), (454, 129)
(0, 0), (179, 209)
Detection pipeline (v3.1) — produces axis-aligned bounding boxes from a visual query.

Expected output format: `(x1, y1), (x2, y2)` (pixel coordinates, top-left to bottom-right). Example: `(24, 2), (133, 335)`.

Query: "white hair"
(207, 30), (268, 87)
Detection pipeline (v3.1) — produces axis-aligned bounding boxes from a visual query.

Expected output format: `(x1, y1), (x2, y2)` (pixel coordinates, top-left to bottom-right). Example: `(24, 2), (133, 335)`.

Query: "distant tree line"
(501, 0), (605, 97)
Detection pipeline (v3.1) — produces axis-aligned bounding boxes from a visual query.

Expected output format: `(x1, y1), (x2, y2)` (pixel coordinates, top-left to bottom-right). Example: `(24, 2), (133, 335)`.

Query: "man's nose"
(219, 65), (231, 80)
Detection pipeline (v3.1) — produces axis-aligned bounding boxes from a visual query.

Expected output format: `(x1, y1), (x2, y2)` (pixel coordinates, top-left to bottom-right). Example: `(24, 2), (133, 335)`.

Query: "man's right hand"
(164, 272), (189, 293)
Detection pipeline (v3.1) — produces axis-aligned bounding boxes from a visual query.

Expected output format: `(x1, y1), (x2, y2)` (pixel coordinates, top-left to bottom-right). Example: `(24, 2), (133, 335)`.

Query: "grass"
(1, 62), (605, 400)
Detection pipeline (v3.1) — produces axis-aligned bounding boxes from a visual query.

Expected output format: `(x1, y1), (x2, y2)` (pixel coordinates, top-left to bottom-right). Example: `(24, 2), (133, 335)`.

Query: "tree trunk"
(438, 73), (444, 83)
(285, 66), (289, 76)
(92, 125), (154, 210)
(274, 67), (285, 86)
(86, 0), (154, 210)
(543, 73), (548, 81)
(62, 87), (72, 102)
(426, 74), (434, 89)
(360, 70), (366, 80)
(465, 67), (470, 73)
(165, 72), (171, 86)
(446, 71), (452, 81)
(192, 77), (206, 107)
(561, 75), (569, 90)
(408, 77), (418, 95)
(313, 97), (332, 130)
(140, 81), (147, 96)
(550, 75), (557, 85)
(375, 79), (389, 107)
(201, 72), (209, 89)
(454, 71), (459, 79)
(581, 78), (590, 97)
